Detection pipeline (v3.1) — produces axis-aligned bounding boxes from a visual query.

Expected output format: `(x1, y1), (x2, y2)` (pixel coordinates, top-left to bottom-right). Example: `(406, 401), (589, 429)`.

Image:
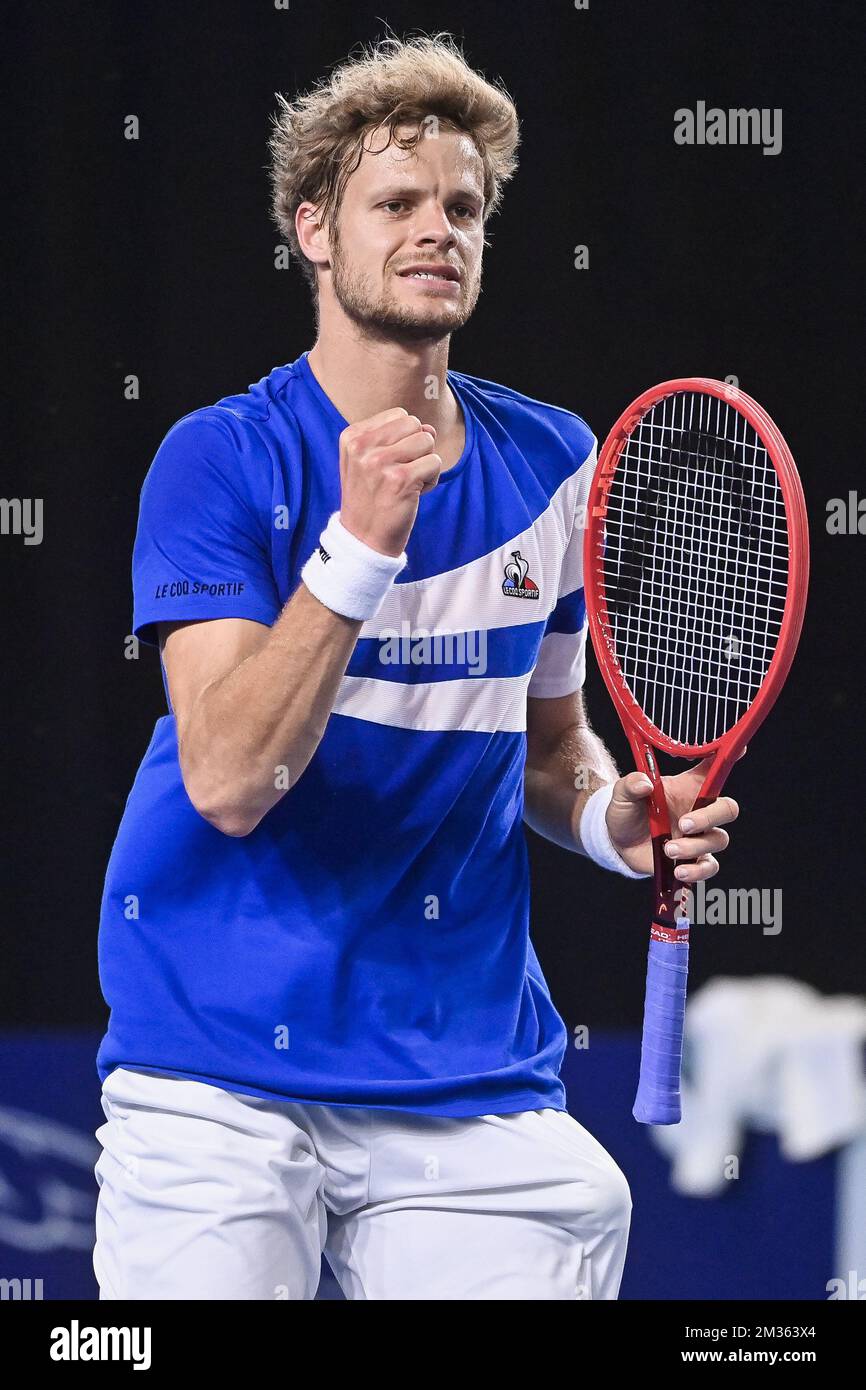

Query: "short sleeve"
(527, 437), (596, 698)
(131, 411), (282, 645)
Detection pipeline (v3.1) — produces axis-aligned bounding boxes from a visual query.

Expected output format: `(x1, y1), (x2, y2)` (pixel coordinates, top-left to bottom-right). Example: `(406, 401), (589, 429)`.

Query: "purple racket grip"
(632, 929), (690, 1124)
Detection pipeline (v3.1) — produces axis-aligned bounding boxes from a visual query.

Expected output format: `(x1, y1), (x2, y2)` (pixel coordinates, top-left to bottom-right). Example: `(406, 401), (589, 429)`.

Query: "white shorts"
(93, 1066), (631, 1300)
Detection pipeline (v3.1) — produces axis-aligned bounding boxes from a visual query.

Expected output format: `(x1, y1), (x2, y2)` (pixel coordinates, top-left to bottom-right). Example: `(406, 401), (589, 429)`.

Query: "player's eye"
(452, 205), (476, 220)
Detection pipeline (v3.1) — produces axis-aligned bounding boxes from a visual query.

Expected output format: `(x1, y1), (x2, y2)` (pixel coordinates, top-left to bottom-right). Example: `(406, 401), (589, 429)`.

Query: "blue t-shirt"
(97, 351), (597, 1116)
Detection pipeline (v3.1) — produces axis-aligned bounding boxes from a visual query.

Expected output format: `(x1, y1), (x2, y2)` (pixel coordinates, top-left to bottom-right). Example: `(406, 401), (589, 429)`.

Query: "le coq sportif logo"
(501, 550), (539, 600)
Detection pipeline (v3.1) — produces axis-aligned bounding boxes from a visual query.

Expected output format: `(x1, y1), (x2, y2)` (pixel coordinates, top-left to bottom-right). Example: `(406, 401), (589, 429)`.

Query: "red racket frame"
(584, 378), (809, 935)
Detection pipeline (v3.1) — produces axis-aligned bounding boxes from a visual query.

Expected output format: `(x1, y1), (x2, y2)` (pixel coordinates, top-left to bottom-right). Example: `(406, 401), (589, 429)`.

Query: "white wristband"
(578, 782), (651, 878)
(301, 513), (407, 622)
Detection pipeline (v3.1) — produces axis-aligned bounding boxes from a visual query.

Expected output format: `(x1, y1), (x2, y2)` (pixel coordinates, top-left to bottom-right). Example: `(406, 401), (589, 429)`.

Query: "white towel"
(650, 978), (866, 1196)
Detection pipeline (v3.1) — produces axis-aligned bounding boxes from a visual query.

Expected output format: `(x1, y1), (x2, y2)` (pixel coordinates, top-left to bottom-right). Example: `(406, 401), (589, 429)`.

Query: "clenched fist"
(338, 408), (442, 557)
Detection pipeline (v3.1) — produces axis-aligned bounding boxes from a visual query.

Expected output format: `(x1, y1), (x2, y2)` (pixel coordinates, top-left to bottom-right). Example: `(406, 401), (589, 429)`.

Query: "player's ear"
(296, 202), (331, 273)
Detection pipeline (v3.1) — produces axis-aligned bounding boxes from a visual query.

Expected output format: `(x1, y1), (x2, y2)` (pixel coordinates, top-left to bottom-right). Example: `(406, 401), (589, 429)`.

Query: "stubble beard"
(329, 232), (480, 345)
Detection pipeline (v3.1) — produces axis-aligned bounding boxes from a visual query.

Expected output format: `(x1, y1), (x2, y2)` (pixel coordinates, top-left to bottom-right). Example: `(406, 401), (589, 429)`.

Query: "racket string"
(596, 390), (789, 747)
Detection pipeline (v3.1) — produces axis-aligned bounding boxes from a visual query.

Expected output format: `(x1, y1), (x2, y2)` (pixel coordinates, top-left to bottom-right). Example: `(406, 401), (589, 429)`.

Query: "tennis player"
(93, 33), (739, 1301)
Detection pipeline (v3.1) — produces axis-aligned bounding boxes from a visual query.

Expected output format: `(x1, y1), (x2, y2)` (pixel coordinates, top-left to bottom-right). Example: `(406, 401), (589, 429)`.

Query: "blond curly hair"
(268, 32), (520, 297)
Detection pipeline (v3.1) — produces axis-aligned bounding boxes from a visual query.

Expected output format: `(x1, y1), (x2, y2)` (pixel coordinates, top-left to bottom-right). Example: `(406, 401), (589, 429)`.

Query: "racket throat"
(635, 744), (691, 939)
(651, 832), (690, 941)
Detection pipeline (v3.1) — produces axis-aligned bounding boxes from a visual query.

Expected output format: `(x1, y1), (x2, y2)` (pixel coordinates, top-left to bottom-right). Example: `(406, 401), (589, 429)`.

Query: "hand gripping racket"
(583, 380), (809, 1124)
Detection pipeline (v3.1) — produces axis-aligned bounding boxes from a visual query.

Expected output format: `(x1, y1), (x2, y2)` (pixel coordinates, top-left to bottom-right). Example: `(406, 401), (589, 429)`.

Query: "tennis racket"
(583, 379), (809, 1124)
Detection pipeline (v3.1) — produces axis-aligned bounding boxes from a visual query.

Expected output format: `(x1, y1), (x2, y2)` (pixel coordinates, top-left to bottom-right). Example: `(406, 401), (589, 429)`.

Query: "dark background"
(4, 0), (864, 1040)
